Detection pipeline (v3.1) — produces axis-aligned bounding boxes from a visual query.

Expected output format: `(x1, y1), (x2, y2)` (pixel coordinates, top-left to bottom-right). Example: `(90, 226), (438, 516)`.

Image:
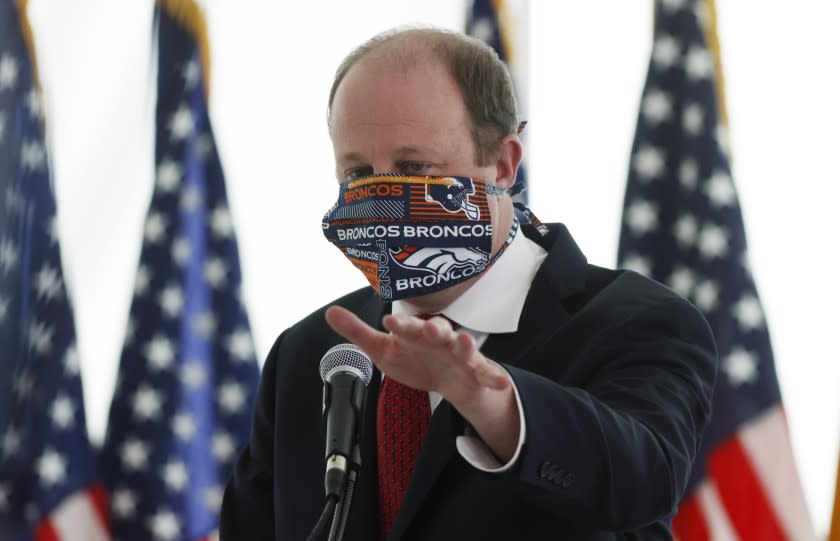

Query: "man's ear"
(494, 134), (523, 190)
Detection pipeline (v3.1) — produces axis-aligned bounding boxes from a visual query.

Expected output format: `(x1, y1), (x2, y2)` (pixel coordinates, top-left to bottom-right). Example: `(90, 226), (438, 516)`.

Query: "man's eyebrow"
(338, 152), (366, 164)
(338, 147), (437, 163)
(393, 146), (437, 158)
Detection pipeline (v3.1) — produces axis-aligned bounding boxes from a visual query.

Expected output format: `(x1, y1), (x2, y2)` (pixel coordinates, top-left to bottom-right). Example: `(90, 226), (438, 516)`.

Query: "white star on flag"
(211, 206), (234, 238)
(134, 265), (152, 296)
(217, 381), (246, 414)
(0, 53), (18, 89)
(723, 347), (759, 385)
(158, 285), (184, 318)
(678, 158), (699, 189)
(182, 59), (201, 89)
(25, 88), (42, 118)
(641, 89), (673, 124)
(0, 237), (17, 271)
(733, 294), (765, 331)
(171, 236), (191, 266)
(673, 214), (698, 247)
(660, 0), (687, 11)
(36, 448), (68, 486)
(697, 223), (729, 259)
(145, 334), (176, 370)
(34, 263), (63, 301)
(205, 257), (228, 287)
(2, 426), (21, 458)
(192, 310), (217, 337)
(64, 345), (80, 374)
(148, 508), (181, 541)
(632, 146), (666, 180)
(50, 394), (76, 429)
(0, 295), (8, 323)
(693, 279), (720, 313)
(157, 159), (182, 192)
(468, 17), (495, 43)
(667, 266), (696, 298)
(180, 361), (207, 389)
(120, 438), (151, 471)
(685, 46), (713, 80)
(652, 35), (681, 69)
(682, 103), (704, 135)
(620, 253), (653, 277)
(180, 184), (202, 211)
(132, 385), (164, 421)
(172, 412), (197, 441)
(212, 431), (236, 462)
(20, 139), (46, 170)
(226, 328), (255, 361)
(168, 104), (194, 141)
(28, 320), (54, 355)
(161, 460), (189, 492)
(144, 212), (168, 243)
(704, 170), (737, 207)
(112, 488), (138, 518)
(203, 485), (224, 512)
(625, 199), (659, 235)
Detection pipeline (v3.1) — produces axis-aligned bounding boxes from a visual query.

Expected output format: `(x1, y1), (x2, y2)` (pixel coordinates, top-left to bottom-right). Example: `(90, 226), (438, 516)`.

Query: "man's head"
(328, 27), (522, 173)
(327, 27), (523, 311)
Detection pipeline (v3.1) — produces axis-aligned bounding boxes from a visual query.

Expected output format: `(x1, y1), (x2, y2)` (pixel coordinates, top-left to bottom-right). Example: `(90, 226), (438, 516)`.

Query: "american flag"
(0, 1), (110, 539)
(465, 0), (528, 204)
(99, 3), (260, 540)
(618, 1), (815, 539)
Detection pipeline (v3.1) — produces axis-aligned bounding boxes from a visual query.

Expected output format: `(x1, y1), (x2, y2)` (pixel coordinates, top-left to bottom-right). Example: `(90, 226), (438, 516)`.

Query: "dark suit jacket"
(220, 223), (717, 540)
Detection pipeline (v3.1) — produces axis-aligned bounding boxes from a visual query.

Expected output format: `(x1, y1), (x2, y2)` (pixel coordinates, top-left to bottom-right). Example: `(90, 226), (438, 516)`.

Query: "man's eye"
(344, 167), (372, 180)
(399, 162), (430, 175)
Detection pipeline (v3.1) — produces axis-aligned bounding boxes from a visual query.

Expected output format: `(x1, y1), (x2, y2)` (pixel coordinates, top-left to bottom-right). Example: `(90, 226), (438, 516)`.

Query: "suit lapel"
(388, 223), (590, 539)
(483, 223), (589, 367)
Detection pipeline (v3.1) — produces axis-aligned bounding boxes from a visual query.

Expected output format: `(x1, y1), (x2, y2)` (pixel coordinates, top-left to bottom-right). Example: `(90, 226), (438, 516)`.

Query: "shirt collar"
(392, 228), (548, 334)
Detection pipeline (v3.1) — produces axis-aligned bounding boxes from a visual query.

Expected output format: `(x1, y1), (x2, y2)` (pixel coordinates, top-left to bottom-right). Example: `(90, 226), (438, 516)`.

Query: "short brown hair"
(327, 27), (519, 166)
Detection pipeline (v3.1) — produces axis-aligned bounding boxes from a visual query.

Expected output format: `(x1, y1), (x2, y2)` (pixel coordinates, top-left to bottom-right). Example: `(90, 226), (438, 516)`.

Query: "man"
(221, 28), (716, 540)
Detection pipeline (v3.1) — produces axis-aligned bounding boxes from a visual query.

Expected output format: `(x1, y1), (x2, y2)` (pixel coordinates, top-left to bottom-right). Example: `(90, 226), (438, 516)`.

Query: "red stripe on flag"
(673, 490), (710, 541)
(34, 520), (61, 541)
(709, 435), (788, 540)
(88, 484), (112, 534)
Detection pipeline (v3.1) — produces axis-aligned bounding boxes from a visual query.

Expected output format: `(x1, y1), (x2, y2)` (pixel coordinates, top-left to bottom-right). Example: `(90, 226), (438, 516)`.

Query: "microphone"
(319, 343), (373, 499)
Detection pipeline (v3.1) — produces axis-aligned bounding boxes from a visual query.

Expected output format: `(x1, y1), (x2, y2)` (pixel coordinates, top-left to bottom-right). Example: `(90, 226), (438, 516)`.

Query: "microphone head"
(319, 343), (373, 386)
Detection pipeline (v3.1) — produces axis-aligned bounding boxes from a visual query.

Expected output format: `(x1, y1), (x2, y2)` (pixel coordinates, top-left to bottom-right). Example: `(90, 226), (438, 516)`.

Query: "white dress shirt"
(391, 227), (548, 472)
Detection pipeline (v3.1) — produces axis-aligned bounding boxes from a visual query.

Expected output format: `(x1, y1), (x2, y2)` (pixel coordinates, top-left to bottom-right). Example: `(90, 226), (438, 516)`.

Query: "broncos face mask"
(322, 175), (517, 301)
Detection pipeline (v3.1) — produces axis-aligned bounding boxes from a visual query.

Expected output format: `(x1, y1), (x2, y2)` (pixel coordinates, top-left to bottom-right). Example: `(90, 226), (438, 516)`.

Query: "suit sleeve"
(220, 333), (283, 540)
(503, 299), (717, 530)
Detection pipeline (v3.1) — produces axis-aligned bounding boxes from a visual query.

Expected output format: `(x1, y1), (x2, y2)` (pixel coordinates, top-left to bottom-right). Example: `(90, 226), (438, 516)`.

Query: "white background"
(26, 0), (840, 535)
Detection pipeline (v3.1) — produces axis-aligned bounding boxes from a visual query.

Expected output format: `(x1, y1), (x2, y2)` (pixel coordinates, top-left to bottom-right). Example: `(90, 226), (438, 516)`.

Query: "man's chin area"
(380, 275), (481, 314)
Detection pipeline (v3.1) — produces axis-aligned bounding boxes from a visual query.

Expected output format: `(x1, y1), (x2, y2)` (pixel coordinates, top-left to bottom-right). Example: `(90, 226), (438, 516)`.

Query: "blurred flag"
(466, 0), (528, 203)
(0, 1), (110, 539)
(617, 0), (815, 539)
(99, 1), (260, 539)
(830, 458), (840, 540)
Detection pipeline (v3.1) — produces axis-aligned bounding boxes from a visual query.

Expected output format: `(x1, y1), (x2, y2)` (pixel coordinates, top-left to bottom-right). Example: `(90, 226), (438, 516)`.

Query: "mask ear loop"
(482, 182), (549, 237)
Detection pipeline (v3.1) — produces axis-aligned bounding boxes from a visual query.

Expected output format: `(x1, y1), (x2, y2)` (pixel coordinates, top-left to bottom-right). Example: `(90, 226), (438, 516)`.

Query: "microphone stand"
(327, 443), (360, 541)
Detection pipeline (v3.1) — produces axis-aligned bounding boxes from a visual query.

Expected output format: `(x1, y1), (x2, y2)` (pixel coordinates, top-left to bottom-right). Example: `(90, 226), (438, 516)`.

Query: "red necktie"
(376, 375), (430, 540)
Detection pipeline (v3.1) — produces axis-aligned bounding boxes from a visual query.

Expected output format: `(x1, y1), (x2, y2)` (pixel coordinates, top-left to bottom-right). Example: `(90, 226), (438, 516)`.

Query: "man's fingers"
(383, 313), (426, 340)
(451, 331), (476, 361)
(325, 305), (389, 358)
(475, 360), (511, 390)
(422, 317), (456, 346)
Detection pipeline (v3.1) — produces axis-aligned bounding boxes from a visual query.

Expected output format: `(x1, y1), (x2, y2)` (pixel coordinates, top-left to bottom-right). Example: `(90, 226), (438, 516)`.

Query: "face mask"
(322, 175), (518, 301)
